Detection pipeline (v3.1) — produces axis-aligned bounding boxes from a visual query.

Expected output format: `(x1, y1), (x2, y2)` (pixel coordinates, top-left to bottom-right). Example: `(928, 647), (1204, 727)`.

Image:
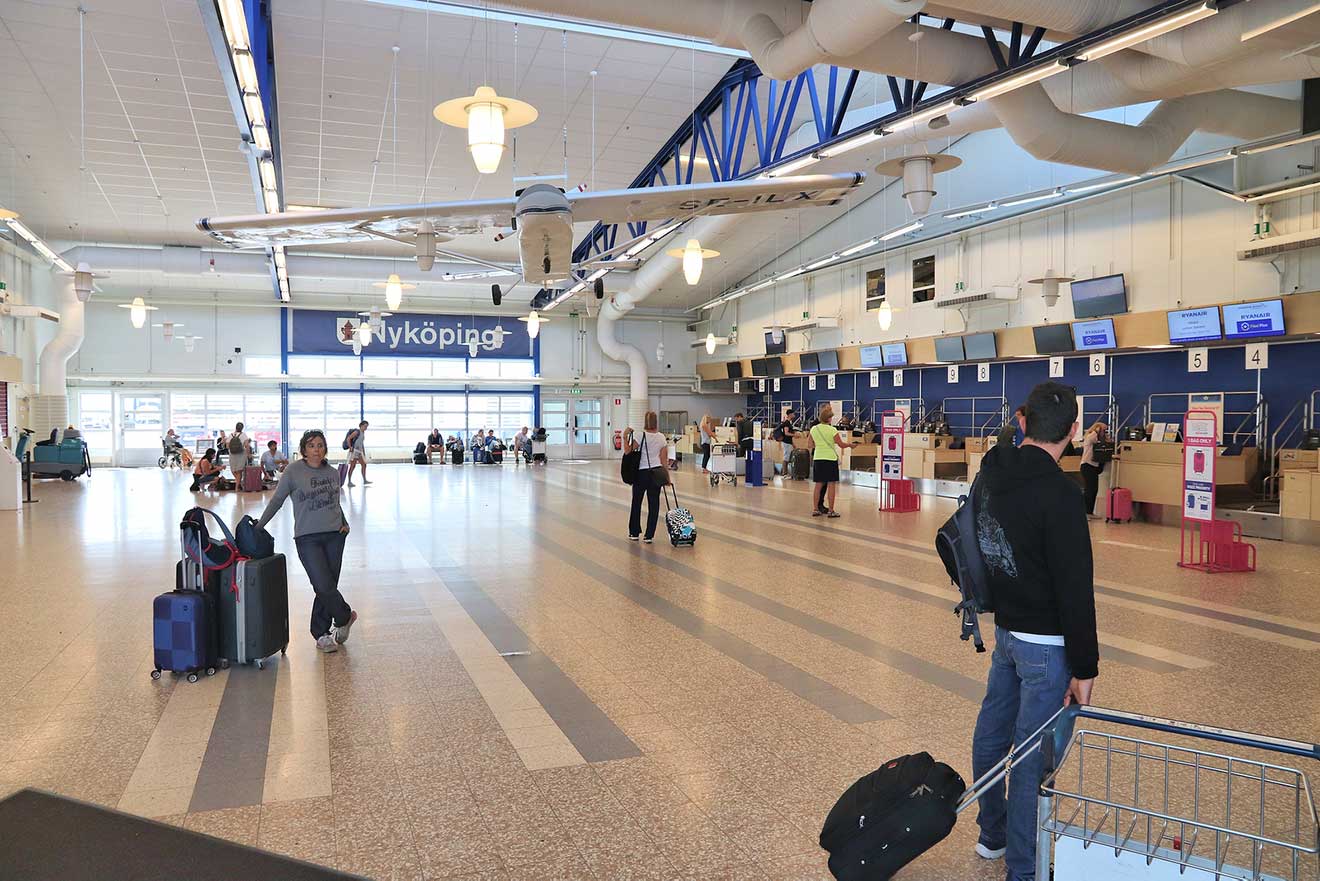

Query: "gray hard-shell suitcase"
(219, 554), (289, 668)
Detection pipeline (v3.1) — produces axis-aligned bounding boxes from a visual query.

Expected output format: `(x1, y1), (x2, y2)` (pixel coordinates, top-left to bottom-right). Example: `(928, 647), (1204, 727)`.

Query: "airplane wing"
(196, 198), (517, 248)
(565, 173), (864, 223)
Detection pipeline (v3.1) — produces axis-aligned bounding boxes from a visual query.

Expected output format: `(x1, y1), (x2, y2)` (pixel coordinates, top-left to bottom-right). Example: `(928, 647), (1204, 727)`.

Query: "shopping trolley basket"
(708, 443), (739, 486)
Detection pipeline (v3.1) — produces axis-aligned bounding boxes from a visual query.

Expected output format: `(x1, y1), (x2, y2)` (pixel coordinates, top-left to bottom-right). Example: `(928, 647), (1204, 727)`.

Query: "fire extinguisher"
(613, 430), (622, 451)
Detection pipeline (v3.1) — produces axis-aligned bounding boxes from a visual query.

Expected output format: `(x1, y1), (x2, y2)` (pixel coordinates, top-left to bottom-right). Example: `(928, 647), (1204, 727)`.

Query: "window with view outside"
(77, 392), (114, 455)
(865, 267), (887, 310)
(912, 255), (936, 304)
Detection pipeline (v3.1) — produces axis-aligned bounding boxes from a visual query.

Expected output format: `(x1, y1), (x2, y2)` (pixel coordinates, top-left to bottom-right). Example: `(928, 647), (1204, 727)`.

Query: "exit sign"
(571, 388), (582, 395)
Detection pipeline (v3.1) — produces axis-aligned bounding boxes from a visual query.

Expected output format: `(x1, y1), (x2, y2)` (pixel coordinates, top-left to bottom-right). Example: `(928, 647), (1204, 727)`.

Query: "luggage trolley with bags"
(820, 703), (1320, 881)
(708, 442), (739, 486)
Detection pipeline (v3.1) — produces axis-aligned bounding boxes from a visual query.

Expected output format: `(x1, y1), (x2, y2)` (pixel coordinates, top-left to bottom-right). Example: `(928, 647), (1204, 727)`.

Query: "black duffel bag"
(620, 449), (640, 485)
(820, 751), (966, 880)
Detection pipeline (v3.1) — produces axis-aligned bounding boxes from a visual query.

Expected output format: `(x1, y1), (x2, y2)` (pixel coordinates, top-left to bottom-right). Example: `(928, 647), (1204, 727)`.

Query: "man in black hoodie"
(970, 381), (1099, 881)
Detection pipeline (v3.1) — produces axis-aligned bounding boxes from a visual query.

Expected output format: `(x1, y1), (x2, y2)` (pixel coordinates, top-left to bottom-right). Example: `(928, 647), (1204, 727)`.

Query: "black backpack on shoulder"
(934, 475), (994, 652)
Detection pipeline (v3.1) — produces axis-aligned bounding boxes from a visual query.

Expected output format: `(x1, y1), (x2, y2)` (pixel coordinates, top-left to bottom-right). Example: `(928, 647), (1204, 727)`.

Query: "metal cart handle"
(1043, 705), (1320, 774)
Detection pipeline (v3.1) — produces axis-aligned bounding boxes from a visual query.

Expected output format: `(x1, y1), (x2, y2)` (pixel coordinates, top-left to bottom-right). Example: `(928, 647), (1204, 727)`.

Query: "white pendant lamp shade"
(434, 86), (538, 175)
(372, 273), (415, 311)
(705, 332), (717, 355)
(876, 153), (962, 217)
(66, 261), (108, 302)
(357, 321), (372, 346)
(153, 320), (183, 342)
(519, 310), (546, 339)
(877, 299), (894, 331)
(667, 238), (720, 286)
(117, 295), (158, 328)
(1027, 270), (1075, 307)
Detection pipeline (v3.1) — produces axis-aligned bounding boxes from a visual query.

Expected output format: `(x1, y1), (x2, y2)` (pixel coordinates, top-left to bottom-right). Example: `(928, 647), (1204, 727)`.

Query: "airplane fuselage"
(514, 184), (574, 287)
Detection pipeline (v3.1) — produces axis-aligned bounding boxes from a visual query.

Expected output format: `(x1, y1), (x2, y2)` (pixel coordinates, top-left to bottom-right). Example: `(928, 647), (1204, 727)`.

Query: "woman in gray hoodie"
(256, 429), (357, 653)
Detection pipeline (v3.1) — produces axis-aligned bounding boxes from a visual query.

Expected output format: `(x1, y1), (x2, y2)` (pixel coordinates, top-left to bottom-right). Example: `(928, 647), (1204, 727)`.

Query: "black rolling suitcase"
(451, 447), (464, 465)
(790, 448), (811, 480)
(820, 752), (965, 880)
(220, 555), (290, 669)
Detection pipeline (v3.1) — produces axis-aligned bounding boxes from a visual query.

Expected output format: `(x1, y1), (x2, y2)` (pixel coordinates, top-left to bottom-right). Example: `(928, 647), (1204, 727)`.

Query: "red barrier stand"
(1177, 410), (1256, 573)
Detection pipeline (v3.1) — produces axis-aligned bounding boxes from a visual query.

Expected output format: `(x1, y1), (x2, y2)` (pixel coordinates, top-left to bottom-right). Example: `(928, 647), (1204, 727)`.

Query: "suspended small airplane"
(197, 173), (864, 304)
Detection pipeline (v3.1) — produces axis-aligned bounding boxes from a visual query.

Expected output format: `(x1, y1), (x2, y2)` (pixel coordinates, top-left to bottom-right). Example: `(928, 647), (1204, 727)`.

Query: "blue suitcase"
(152, 589), (217, 683)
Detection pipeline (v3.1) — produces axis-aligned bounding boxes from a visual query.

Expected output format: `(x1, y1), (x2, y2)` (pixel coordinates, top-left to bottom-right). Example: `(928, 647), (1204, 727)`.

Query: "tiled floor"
(2, 461), (1319, 880)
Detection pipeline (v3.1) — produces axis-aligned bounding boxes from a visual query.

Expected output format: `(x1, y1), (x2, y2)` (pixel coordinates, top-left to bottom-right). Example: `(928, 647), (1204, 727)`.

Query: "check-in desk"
(1112, 441), (1258, 506)
(902, 433), (967, 480)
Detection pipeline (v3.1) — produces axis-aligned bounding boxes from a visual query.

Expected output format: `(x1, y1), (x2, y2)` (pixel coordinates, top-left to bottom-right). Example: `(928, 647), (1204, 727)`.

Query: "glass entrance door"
(541, 397), (604, 459)
(541, 399), (572, 459)
(571, 397), (603, 459)
(119, 394), (166, 466)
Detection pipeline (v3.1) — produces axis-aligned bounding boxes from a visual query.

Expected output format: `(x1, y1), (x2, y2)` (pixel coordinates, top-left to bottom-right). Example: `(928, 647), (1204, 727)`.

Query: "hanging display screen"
(858, 346), (884, 368)
(1167, 307), (1222, 344)
(962, 332), (997, 361)
(726, 361), (743, 379)
(1071, 318), (1117, 351)
(882, 342), (907, 366)
(1033, 323), (1074, 355)
(799, 352), (820, 373)
(817, 351), (839, 371)
(764, 330), (787, 355)
(1222, 299), (1285, 339)
(934, 336), (965, 362)
(1070, 273), (1128, 319)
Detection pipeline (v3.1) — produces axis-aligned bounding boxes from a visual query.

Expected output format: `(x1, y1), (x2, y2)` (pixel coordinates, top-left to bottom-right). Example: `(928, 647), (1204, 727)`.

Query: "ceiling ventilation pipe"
(739, 0), (924, 80)
(989, 85), (1299, 175)
(599, 214), (737, 431)
(31, 276), (84, 437)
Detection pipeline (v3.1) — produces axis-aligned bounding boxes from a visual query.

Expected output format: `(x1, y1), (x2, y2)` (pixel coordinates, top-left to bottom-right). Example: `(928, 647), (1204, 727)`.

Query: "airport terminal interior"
(2, 1), (1320, 879)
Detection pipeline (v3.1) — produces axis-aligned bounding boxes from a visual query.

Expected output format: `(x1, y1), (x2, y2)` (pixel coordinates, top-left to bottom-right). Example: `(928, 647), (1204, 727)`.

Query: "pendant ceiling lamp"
(519, 310), (547, 339)
(877, 300), (894, 331)
(667, 238), (719, 286)
(357, 321), (373, 346)
(180, 334), (202, 354)
(373, 273), (415, 311)
(152, 320), (183, 342)
(434, 86), (538, 174)
(705, 332), (717, 355)
(875, 154), (962, 217)
(117, 296), (157, 329)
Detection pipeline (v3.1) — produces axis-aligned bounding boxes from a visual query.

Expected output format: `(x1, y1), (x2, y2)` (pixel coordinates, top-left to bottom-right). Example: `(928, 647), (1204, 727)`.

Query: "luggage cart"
(1035, 706), (1318, 880)
(708, 443), (739, 486)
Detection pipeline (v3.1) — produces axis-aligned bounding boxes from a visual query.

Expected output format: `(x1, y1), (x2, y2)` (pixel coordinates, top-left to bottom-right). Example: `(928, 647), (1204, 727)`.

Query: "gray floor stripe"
(544, 478), (1190, 676)
(188, 664), (279, 813)
(572, 471), (1320, 648)
(428, 561), (642, 764)
(561, 514), (988, 701)
(526, 526), (890, 724)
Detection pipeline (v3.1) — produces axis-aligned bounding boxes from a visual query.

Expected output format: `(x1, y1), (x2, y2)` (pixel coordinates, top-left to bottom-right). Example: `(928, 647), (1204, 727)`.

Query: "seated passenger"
(471, 429), (488, 463)
(190, 449), (222, 492)
(426, 428), (444, 463)
(512, 426), (530, 463)
(261, 440), (288, 478)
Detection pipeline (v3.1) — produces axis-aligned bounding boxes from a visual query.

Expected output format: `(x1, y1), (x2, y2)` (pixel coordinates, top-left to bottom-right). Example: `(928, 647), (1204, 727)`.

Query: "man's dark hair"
(1023, 382), (1078, 443)
(267, 440), (278, 448)
(359, 420), (369, 428)
(734, 412), (744, 418)
(786, 409), (796, 416)
(1013, 406), (1025, 418)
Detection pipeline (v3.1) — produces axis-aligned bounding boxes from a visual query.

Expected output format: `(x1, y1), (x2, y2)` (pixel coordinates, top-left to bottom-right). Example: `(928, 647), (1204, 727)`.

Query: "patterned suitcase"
(219, 555), (289, 668)
(662, 483), (697, 547)
(154, 550), (220, 683)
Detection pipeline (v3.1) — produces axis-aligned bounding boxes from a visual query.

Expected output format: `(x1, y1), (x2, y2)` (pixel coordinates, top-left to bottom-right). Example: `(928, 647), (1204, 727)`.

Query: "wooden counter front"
(1112, 441), (1259, 506)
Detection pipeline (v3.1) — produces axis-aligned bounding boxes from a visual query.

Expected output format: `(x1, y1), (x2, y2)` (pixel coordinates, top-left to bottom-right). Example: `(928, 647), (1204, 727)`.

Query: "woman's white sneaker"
(316, 634), (339, 653)
(334, 610), (358, 644)
(975, 842), (1006, 860)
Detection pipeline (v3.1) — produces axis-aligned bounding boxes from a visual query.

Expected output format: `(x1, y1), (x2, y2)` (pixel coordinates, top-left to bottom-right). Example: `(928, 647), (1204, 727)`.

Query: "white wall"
(70, 302), (281, 377)
(704, 126), (1313, 359)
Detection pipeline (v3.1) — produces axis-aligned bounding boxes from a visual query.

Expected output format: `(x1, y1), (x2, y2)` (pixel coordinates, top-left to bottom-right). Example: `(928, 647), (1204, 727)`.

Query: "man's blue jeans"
(972, 627), (1072, 881)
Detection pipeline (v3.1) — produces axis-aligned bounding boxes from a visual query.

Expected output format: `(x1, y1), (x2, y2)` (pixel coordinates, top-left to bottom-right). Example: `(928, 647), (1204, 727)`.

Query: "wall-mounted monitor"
(882, 342), (907, 367)
(799, 352), (820, 373)
(726, 361), (743, 379)
(765, 356), (785, 376)
(1167, 307), (1222, 344)
(963, 332), (997, 361)
(934, 336), (965, 362)
(1070, 273), (1128, 319)
(764, 330), (787, 355)
(858, 345), (885, 368)
(1033, 323), (1074, 355)
(1222, 299), (1285, 339)
(817, 350), (839, 372)
(748, 359), (768, 377)
(1072, 318), (1116, 351)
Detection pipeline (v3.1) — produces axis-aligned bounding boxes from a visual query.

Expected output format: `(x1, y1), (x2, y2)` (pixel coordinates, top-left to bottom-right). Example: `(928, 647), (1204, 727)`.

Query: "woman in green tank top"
(807, 403), (851, 518)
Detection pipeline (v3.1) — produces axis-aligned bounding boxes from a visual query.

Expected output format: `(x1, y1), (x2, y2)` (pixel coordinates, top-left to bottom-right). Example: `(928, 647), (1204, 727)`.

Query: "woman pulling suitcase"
(255, 429), (358, 653)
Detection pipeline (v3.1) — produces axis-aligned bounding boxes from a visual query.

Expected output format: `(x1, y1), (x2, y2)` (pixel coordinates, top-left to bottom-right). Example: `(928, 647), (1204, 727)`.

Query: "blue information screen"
(881, 343), (907, 366)
(1222, 300), (1285, 339)
(1167, 307), (1222, 344)
(858, 346), (884, 368)
(1071, 318), (1116, 351)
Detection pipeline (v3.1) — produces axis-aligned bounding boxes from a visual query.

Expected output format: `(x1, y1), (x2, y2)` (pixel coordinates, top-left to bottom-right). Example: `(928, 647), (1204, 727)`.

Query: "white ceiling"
(0, 0), (257, 246)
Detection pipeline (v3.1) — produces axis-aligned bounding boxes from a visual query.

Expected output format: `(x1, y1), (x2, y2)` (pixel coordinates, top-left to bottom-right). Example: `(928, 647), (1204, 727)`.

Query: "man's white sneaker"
(334, 610), (358, 644)
(975, 842), (1006, 860)
(316, 634), (339, 653)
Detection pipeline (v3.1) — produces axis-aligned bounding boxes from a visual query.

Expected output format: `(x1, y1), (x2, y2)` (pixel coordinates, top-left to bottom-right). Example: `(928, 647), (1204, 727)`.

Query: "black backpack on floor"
(934, 475), (994, 652)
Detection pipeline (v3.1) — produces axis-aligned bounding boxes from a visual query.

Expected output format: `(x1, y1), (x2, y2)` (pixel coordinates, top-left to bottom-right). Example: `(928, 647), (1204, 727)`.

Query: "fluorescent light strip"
(1075, 2), (1217, 62)
(258, 159), (277, 191)
(1244, 179), (1320, 203)
(839, 237), (880, 257)
(242, 92), (266, 128)
(7, 219), (74, 271)
(805, 256), (838, 271)
(263, 190), (281, 213)
(1149, 151), (1234, 175)
(1066, 175), (1141, 195)
(586, 268), (609, 281)
(232, 48), (259, 93)
(944, 203), (995, 220)
(360, 0), (747, 57)
(970, 60), (1068, 102)
(999, 189), (1061, 208)
(818, 128), (885, 159)
(1240, 3), (1320, 41)
(1237, 132), (1320, 155)
(766, 153), (819, 177)
(776, 267), (806, 281)
(251, 123), (271, 152)
(880, 220), (923, 241)
(217, 0), (250, 50)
